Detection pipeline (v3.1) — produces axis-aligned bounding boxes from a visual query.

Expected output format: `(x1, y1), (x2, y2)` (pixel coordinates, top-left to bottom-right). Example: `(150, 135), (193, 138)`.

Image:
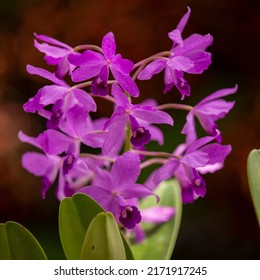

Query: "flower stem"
(140, 158), (167, 169)
(132, 149), (181, 159)
(89, 93), (116, 103)
(80, 153), (115, 163)
(74, 44), (103, 53)
(132, 51), (170, 81)
(156, 103), (193, 111)
(133, 51), (171, 69)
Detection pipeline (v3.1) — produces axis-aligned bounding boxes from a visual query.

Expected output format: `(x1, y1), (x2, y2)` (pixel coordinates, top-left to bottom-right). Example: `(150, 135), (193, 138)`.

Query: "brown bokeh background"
(0, 0), (259, 259)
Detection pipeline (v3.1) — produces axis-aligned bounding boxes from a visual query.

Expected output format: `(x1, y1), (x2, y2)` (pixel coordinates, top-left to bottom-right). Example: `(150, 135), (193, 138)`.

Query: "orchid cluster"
(19, 7), (237, 242)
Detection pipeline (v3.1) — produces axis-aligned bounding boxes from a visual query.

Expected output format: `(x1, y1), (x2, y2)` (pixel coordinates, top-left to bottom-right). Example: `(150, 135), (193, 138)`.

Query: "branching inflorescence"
(19, 7), (237, 242)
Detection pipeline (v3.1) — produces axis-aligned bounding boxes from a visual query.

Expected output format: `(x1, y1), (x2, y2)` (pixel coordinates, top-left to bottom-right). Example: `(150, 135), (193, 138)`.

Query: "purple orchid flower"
(182, 85), (237, 144)
(138, 7), (213, 99)
(18, 128), (103, 199)
(69, 32), (139, 97)
(21, 151), (63, 199)
(149, 132), (231, 203)
(103, 84), (173, 155)
(79, 151), (156, 229)
(18, 130), (66, 199)
(24, 65), (96, 124)
(57, 157), (102, 200)
(20, 105), (107, 175)
(34, 33), (76, 79)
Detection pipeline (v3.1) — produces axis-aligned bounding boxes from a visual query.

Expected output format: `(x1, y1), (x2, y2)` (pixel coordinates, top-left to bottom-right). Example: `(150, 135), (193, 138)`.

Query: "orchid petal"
(176, 6), (191, 33)
(181, 150), (209, 168)
(138, 59), (167, 80)
(26, 65), (67, 86)
(39, 85), (68, 106)
(111, 151), (140, 187)
(133, 107), (173, 126)
(142, 206), (175, 223)
(111, 67), (139, 97)
(102, 32), (116, 60)
(34, 33), (72, 49)
(198, 85), (238, 104)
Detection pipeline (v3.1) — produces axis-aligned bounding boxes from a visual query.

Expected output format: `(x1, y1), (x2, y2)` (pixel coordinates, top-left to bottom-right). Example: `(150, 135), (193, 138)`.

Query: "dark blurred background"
(0, 0), (259, 259)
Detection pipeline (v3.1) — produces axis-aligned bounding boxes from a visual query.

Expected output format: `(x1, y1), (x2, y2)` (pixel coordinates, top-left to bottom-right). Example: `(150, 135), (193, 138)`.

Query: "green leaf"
(59, 193), (134, 259)
(0, 221), (47, 260)
(131, 179), (182, 260)
(59, 193), (104, 260)
(121, 232), (134, 260)
(247, 149), (260, 227)
(80, 212), (126, 260)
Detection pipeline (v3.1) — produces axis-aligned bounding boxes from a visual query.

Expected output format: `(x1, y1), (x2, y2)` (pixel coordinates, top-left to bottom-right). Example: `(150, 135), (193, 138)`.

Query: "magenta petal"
(200, 143), (232, 165)
(120, 183), (155, 200)
(111, 67), (139, 97)
(176, 6), (191, 32)
(22, 152), (59, 177)
(147, 124), (164, 145)
(185, 51), (212, 74)
(43, 129), (73, 155)
(152, 159), (180, 188)
(34, 40), (70, 58)
(197, 99), (235, 120)
(72, 88), (97, 112)
(111, 151), (140, 187)
(133, 107), (173, 126)
(69, 50), (104, 66)
(71, 64), (104, 82)
(186, 134), (219, 153)
(102, 32), (116, 60)
(178, 34), (213, 55)
(79, 186), (116, 212)
(199, 85), (238, 104)
(181, 111), (197, 144)
(195, 112), (218, 135)
(81, 132), (106, 148)
(181, 150), (209, 168)
(23, 90), (43, 113)
(168, 55), (194, 72)
(111, 83), (131, 109)
(26, 65), (67, 86)
(112, 54), (134, 74)
(39, 85), (68, 106)
(102, 111), (127, 156)
(34, 33), (72, 50)
(59, 105), (88, 137)
(142, 206), (175, 223)
(18, 131), (43, 150)
(138, 59), (167, 80)
(168, 29), (183, 46)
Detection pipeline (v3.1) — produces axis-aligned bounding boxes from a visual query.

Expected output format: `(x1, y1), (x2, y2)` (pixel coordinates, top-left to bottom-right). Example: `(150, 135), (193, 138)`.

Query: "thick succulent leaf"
(59, 193), (104, 259)
(80, 212), (126, 260)
(0, 221), (47, 260)
(59, 193), (133, 259)
(131, 179), (182, 259)
(247, 149), (260, 227)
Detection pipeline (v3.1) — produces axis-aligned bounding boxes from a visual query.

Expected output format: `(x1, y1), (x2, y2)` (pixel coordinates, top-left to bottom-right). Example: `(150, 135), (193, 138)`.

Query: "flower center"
(130, 127), (151, 148)
(63, 153), (76, 175)
(119, 205), (142, 229)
